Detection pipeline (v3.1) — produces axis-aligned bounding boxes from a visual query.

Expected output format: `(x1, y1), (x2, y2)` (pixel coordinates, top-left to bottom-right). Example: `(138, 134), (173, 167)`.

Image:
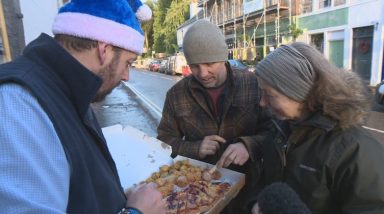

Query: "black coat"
(257, 113), (384, 214)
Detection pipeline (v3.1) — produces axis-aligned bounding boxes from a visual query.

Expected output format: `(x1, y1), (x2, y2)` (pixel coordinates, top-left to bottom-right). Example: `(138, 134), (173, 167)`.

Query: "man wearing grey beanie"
(157, 20), (273, 212)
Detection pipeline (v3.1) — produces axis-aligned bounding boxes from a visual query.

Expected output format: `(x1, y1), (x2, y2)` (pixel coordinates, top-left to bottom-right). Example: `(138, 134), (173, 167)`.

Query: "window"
(334, 0), (346, 6)
(311, 33), (324, 53)
(319, 0), (331, 9)
(301, 0), (313, 14)
(352, 26), (374, 82)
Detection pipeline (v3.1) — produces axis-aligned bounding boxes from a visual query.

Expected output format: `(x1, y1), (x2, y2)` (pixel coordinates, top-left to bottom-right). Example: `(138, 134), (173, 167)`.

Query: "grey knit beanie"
(183, 20), (228, 65)
(256, 44), (316, 102)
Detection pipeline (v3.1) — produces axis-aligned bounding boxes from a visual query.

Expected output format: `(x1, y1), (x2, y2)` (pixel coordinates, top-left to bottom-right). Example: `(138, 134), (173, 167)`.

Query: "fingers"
(126, 182), (166, 214)
(219, 143), (250, 168)
(217, 147), (231, 168)
(199, 144), (216, 158)
(133, 183), (159, 196)
(207, 135), (226, 144)
(146, 182), (158, 189)
(203, 143), (219, 151)
(125, 183), (144, 197)
(200, 142), (217, 153)
(199, 135), (226, 158)
(221, 150), (235, 168)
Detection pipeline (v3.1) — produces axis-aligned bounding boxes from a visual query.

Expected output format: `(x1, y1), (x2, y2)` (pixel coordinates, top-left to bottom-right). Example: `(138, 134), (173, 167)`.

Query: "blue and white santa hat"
(52, 0), (152, 55)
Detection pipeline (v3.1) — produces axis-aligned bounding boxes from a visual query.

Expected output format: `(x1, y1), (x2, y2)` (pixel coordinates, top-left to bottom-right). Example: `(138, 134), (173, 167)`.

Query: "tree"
(141, 0), (155, 57)
(163, 0), (190, 53)
(152, 0), (172, 54)
(152, 0), (190, 55)
(289, 22), (303, 42)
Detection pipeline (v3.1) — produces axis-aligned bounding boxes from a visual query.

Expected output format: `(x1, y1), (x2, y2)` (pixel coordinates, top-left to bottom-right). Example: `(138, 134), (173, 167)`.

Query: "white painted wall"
(303, 0), (383, 85)
(20, 0), (64, 44)
(177, 25), (192, 49)
(348, 0), (383, 84)
(189, 3), (201, 19)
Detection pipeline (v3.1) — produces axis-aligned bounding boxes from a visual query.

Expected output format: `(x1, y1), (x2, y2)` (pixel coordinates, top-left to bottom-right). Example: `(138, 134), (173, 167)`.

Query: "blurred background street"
(92, 68), (384, 143)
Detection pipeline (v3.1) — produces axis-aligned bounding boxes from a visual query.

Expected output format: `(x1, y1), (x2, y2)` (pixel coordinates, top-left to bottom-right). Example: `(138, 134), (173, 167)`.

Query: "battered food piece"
(202, 170), (212, 182)
(176, 175), (188, 187)
(211, 170), (222, 180)
(143, 160), (232, 214)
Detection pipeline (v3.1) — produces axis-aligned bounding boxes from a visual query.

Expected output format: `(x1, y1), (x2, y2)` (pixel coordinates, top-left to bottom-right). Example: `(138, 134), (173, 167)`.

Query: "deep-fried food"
(142, 160), (231, 214)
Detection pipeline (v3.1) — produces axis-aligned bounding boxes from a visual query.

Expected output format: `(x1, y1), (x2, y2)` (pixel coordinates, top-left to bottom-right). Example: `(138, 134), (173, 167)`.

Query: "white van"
(166, 53), (187, 75)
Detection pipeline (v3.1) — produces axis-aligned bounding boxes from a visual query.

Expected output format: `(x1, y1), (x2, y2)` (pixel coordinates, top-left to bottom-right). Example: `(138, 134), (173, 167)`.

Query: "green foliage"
(289, 22), (303, 42)
(152, 0), (172, 53)
(152, 0), (190, 54)
(141, 0), (155, 56)
(153, 33), (166, 53)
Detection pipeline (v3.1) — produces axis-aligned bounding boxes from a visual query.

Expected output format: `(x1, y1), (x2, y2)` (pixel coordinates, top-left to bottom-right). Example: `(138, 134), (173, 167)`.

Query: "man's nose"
(259, 94), (267, 107)
(122, 69), (129, 81)
(198, 65), (209, 78)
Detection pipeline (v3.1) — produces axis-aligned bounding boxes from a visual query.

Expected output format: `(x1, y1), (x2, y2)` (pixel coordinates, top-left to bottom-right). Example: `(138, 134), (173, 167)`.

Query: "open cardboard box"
(102, 124), (245, 213)
(173, 156), (245, 214)
(103, 124), (173, 188)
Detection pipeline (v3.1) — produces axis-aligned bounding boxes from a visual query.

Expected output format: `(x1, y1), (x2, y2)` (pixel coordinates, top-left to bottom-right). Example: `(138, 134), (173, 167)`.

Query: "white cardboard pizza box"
(102, 124), (173, 189)
(102, 125), (245, 213)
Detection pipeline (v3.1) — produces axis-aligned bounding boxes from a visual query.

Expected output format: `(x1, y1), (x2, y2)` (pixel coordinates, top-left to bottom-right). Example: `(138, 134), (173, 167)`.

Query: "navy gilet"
(0, 34), (126, 213)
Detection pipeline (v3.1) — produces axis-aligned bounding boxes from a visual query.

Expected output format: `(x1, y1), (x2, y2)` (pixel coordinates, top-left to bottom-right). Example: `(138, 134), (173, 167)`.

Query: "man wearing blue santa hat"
(0, 0), (165, 213)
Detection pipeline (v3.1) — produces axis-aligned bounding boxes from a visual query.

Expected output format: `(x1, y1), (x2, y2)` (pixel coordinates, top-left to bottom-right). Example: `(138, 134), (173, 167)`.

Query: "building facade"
(178, 0), (384, 86)
(298, 0), (383, 85)
(0, 0), (67, 63)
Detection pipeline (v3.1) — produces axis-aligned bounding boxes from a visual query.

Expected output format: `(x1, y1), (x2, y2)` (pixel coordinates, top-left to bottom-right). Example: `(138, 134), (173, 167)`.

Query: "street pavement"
(91, 83), (159, 137)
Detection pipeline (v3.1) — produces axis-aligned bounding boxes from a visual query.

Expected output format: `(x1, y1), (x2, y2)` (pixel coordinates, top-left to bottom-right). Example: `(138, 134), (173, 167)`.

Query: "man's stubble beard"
(92, 52), (121, 103)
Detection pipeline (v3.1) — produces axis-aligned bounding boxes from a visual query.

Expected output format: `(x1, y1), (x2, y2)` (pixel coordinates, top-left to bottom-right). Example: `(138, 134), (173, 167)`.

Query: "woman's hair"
(290, 42), (371, 129)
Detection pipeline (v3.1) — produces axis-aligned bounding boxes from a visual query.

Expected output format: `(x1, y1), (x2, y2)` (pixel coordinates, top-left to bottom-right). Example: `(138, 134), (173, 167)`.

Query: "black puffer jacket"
(257, 113), (384, 214)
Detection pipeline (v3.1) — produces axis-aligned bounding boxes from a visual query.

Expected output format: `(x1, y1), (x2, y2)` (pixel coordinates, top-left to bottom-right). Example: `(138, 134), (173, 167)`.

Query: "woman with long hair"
(253, 42), (384, 213)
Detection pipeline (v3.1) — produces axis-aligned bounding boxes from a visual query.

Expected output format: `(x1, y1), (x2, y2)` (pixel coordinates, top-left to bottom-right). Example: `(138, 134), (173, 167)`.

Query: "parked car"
(375, 80), (384, 105)
(182, 65), (191, 77)
(167, 53), (187, 75)
(148, 60), (161, 72)
(159, 59), (168, 73)
(134, 59), (150, 69)
(130, 61), (137, 68)
(228, 59), (251, 72)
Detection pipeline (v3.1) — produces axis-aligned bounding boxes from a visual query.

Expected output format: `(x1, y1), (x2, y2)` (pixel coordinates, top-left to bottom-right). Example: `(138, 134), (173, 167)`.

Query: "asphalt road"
(91, 83), (159, 137)
(366, 103), (384, 142)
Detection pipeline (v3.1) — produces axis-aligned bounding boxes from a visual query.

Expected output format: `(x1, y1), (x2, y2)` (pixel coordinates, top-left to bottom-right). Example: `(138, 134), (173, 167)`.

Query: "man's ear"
(97, 42), (113, 66)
